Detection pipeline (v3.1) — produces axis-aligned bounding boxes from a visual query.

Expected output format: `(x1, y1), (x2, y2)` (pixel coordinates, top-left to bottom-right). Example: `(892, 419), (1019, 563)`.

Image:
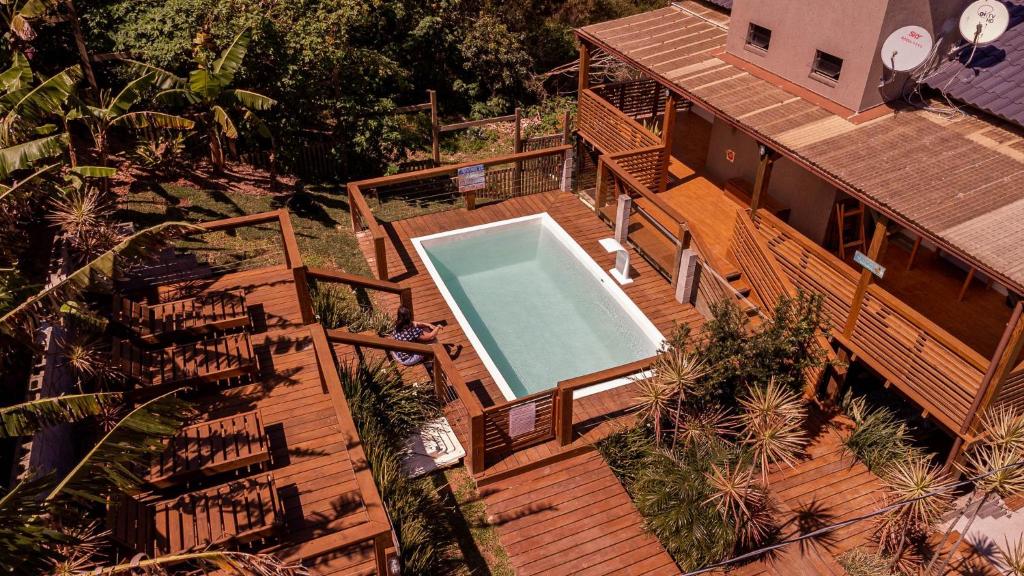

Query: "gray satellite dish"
(959, 0), (1010, 45)
(880, 25), (934, 71)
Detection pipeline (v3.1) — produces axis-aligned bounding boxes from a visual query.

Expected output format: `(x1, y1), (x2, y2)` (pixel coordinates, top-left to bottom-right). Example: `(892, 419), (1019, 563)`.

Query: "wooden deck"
(357, 191), (704, 476)
(158, 265), (390, 574)
(480, 449), (680, 576)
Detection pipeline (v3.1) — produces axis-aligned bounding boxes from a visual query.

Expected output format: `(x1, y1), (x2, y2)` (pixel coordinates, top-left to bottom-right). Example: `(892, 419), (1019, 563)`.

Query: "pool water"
(414, 214), (662, 399)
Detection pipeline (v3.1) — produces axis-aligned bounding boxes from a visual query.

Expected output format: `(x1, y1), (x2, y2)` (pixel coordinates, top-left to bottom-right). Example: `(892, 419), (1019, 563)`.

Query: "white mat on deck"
(403, 416), (465, 478)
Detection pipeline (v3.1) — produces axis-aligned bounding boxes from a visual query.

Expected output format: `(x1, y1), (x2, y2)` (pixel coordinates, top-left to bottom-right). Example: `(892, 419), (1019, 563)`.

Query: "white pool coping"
(411, 212), (665, 402)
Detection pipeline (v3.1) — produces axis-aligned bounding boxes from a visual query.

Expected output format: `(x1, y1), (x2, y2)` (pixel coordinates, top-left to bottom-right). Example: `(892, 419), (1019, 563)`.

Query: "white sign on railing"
(508, 401), (537, 438)
(457, 164), (486, 193)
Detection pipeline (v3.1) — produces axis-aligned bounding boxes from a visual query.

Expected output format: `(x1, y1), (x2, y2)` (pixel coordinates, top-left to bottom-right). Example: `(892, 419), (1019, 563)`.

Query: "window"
(811, 50), (843, 82)
(746, 23), (772, 51)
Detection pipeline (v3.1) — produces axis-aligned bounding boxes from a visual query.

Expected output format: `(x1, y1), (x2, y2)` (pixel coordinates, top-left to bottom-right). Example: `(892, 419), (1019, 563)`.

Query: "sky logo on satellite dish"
(959, 0), (1010, 45)
(880, 25), (933, 72)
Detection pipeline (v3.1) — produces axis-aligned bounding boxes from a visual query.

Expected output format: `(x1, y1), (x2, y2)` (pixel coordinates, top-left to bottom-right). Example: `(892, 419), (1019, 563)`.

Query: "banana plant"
(0, 0), (59, 44)
(68, 72), (194, 168)
(134, 27), (276, 172)
(0, 53), (81, 177)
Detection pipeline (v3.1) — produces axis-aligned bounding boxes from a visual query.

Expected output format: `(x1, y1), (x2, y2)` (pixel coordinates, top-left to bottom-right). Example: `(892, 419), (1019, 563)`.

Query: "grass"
(436, 466), (515, 576)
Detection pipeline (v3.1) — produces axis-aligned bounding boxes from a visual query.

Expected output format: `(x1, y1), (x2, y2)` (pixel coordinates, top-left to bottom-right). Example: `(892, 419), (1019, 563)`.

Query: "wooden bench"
(113, 290), (250, 344)
(724, 178), (791, 220)
(147, 410), (270, 489)
(113, 332), (258, 390)
(111, 473), (281, 555)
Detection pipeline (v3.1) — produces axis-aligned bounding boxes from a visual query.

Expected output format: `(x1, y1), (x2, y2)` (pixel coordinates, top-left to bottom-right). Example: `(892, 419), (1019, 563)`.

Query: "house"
(574, 0), (1024, 467)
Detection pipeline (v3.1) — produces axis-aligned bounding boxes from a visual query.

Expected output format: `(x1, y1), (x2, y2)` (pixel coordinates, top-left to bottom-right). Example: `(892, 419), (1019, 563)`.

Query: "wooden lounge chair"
(147, 410), (270, 489)
(113, 333), (258, 390)
(110, 473), (280, 556)
(113, 290), (250, 344)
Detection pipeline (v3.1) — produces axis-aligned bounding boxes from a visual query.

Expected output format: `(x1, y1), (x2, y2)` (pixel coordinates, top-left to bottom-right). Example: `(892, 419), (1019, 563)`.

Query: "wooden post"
(671, 223), (692, 289)
(292, 267), (316, 324)
(561, 109), (571, 145)
(429, 90), (440, 165)
(513, 107), (522, 195)
(399, 287), (413, 318)
(750, 145), (779, 216)
(556, 387), (573, 446)
(659, 92), (678, 193)
(962, 301), (1024, 438)
(578, 42), (591, 96)
(594, 157), (607, 212)
(842, 215), (889, 337)
(374, 236), (388, 281)
(469, 412), (485, 474)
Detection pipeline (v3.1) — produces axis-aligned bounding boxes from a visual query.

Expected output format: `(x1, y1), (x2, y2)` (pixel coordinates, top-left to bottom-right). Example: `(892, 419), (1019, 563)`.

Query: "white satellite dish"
(880, 25), (934, 71)
(959, 0), (1010, 45)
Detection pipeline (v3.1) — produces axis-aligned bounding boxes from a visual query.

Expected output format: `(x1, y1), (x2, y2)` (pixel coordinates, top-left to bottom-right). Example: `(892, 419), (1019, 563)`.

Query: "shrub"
(842, 392), (922, 473)
(338, 360), (451, 574)
(311, 282), (394, 335)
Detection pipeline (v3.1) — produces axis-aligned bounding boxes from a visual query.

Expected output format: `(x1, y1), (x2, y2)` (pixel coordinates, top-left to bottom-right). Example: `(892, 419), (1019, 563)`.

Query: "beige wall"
(705, 120), (837, 243)
(726, 0), (966, 112)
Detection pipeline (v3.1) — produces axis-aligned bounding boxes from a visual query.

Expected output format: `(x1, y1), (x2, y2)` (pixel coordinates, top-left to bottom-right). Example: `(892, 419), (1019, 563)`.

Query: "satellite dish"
(880, 26), (934, 71)
(959, 0), (1010, 45)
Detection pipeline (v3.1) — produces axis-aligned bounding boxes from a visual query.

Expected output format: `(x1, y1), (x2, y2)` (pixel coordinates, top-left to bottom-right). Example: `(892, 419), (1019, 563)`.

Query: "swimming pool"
(412, 213), (664, 401)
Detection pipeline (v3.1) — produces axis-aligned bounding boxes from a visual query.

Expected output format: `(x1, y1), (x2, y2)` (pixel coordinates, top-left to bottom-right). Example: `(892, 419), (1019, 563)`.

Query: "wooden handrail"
(307, 266), (413, 314)
(307, 324), (393, 575)
(555, 355), (659, 446)
(578, 88), (660, 154)
(482, 387), (557, 415)
(607, 145), (665, 160)
(195, 209), (304, 269)
(324, 328), (433, 356)
(349, 145), (571, 189)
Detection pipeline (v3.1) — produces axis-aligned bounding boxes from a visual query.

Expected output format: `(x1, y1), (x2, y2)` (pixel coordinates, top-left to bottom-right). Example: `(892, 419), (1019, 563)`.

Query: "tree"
(69, 72), (194, 167)
(140, 27), (275, 172)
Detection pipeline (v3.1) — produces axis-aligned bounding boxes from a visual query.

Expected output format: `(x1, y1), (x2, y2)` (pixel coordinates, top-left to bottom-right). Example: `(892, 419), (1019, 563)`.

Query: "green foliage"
(130, 130), (186, 173)
(310, 282), (395, 335)
(697, 292), (828, 404)
(0, 473), (70, 574)
(0, 392), (122, 437)
(338, 360), (453, 574)
(842, 391), (922, 473)
(838, 547), (898, 576)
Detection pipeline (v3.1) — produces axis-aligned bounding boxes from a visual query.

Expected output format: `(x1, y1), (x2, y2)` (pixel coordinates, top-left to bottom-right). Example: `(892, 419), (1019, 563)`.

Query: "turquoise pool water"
(415, 215), (662, 399)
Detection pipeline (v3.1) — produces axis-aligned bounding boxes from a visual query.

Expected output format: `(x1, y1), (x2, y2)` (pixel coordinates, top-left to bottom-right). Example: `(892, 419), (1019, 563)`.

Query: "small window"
(811, 50), (843, 82)
(746, 23), (772, 51)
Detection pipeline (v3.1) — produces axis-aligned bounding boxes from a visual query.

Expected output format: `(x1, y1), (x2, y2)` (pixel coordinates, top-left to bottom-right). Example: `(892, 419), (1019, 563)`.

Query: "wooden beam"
(513, 107), (522, 197)
(843, 215), (889, 337)
(750, 145), (779, 216)
(429, 89), (440, 165)
(578, 41), (591, 96)
(439, 113), (518, 133)
(964, 301), (1024, 436)
(659, 92), (677, 193)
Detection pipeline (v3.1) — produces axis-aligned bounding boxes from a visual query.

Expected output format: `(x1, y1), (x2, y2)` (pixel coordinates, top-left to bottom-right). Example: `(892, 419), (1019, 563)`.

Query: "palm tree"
(632, 376), (673, 441)
(68, 72), (194, 168)
(135, 27), (276, 172)
(875, 458), (954, 573)
(738, 378), (808, 483)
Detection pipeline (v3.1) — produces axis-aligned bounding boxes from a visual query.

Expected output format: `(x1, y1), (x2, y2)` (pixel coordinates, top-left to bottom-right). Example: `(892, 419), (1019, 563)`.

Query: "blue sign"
(457, 164), (485, 192)
(854, 250), (886, 278)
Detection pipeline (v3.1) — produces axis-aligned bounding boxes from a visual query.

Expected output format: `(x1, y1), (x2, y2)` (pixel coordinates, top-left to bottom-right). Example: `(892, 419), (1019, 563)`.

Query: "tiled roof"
(925, 1), (1024, 128)
(579, 5), (1024, 294)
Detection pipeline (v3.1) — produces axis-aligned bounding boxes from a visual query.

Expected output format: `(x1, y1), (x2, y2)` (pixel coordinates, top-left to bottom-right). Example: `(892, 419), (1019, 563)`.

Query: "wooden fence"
(590, 78), (679, 122)
(555, 356), (659, 446)
(348, 145), (572, 279)
(578, 88), (661, 155)
(481, 390), (558, 460)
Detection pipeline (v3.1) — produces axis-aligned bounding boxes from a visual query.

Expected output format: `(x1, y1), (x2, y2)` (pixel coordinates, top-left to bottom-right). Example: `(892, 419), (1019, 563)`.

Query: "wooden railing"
(996, 363), (1024, 413)
(348, 145), (571, 280)
(590, 79), (673, 121)
(752, 211), (858, 332)
(321, 328), (487, 474)
(578, 88), (661, 155)
(555, 356), (659, 446)
(306, 266), (413, 317)
(481, 389), (557, 460)
(843, 287), (986, 432)
(749, 211), (989, 433)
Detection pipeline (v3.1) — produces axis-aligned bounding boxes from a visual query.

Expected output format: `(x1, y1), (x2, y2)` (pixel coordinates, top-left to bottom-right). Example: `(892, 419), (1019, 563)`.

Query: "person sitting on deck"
(391, 305), (442, 369)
